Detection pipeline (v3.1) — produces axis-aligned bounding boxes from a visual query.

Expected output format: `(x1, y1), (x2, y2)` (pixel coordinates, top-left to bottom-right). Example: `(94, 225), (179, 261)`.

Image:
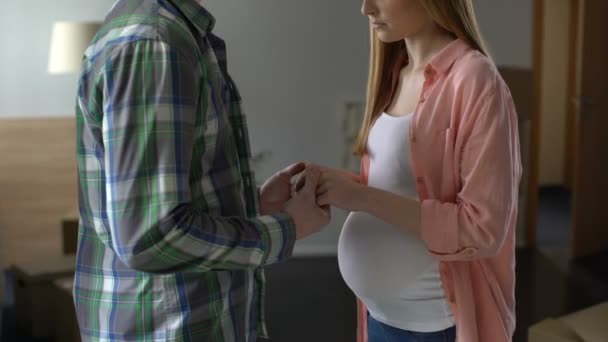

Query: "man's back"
(74, 1), (297, 340)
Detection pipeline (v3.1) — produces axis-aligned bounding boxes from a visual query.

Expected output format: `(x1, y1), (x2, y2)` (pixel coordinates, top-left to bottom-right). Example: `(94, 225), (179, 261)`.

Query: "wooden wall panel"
(0, 117), (77, 266)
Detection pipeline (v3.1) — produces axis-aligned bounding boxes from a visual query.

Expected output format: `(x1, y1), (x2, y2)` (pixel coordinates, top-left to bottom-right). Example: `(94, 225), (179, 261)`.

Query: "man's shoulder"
(91, 0), (200, 64)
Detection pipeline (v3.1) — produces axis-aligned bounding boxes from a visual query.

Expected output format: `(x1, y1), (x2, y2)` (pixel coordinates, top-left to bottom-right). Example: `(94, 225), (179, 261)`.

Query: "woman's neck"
(404, 24), (455, 71)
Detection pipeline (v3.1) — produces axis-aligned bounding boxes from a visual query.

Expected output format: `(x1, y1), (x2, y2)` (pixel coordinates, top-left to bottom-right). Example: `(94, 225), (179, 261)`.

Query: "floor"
(264, 250), (608, 342)
(535, 186), (573, 274)
(3, 250), (608, 342)
(536, 186), (571, 250)
(2, 188), (607, 342)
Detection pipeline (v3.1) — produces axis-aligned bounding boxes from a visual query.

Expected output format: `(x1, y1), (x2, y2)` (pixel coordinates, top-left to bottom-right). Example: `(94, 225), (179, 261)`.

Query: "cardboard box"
(53, 277), (80, 342)
(0, 247), (4, 336)
(12, 254), (76, 338)
(529, 302), (608, 342)
(61, 216), (79, 255)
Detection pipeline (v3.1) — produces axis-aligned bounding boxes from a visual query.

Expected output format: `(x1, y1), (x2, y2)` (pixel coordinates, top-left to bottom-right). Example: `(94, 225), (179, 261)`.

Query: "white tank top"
(338, 113), (454, 332)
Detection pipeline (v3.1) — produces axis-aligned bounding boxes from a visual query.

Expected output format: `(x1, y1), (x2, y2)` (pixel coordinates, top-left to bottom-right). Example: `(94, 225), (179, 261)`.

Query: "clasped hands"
(259, 162), (363, 240)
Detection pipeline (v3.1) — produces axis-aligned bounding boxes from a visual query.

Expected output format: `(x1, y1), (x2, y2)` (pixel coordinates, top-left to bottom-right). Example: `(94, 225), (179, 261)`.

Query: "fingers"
(349, 173), (362, 183)
(316, 183), (328, 195)
(282, 162), (307, 178)
(320, 205), (331, 218)
(292, 163), (319, 193)
(303, 165), (321, 194)
(293, 164), (355, 197)
(317, 193), (330, 206)
(294, 173), (306, 193)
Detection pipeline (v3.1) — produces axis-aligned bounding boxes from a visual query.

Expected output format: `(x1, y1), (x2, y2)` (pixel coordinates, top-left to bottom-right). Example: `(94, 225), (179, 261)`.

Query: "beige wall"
(0, 118), (77, 266)
(539, 0), (571, 186)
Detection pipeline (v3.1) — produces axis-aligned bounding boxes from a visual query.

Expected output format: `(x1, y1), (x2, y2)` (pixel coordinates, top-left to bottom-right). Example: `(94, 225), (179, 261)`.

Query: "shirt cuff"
(420, 199), (478, 261)
(257, 212), (296, 264)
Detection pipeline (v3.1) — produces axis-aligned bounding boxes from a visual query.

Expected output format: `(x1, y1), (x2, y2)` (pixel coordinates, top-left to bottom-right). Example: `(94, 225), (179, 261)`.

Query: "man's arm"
(99, 39), (295, 273)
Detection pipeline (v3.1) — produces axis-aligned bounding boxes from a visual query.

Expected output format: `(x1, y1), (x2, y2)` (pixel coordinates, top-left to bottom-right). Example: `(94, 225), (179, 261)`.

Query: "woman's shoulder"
(449, 49), (509, 99)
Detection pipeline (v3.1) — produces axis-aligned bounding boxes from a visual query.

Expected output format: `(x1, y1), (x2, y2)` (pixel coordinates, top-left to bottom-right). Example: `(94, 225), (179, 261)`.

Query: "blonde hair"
(354, 0), (491, 155)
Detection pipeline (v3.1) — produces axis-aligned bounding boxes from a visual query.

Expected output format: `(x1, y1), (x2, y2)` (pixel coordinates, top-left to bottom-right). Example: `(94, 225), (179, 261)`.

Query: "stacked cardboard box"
(12, 254), (76, 338)
(61, 216), (79, 255)
(0, 242), (4, 337)
(529, 302), (608, 342)
(54, 277), (80, 342)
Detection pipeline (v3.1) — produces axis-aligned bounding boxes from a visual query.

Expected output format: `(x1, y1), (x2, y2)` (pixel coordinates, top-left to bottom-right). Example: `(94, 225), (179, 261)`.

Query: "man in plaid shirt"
(74, 0), (330, 341)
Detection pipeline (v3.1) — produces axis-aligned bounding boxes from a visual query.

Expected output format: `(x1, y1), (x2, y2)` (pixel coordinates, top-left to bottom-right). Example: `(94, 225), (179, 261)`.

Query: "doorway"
(530, 0), (608, 261)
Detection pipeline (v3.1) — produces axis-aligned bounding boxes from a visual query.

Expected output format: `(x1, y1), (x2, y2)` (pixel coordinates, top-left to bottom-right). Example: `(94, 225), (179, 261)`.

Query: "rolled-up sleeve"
(420, 86), (522, 261)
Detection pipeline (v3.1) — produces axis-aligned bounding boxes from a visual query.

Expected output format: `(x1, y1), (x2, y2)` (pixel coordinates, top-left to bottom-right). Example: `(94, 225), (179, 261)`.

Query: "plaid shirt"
(74, 1), (296, 341)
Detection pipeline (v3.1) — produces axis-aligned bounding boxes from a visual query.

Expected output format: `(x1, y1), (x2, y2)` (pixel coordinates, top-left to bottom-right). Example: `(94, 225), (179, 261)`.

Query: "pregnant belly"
(338, 212), (436, 299)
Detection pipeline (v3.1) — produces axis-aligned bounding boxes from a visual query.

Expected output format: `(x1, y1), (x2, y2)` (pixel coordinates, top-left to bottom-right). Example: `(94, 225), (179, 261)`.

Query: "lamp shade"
(48, 21), (101, 74)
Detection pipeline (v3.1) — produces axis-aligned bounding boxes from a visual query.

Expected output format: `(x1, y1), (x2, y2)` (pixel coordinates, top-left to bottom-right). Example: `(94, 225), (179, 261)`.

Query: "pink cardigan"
(356, 39), (522, 342)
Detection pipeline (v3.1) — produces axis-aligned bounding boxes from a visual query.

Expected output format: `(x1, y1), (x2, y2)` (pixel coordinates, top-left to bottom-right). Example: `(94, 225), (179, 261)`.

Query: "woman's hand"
(294, 164), (421, 234)
(315, 167), (365, 212)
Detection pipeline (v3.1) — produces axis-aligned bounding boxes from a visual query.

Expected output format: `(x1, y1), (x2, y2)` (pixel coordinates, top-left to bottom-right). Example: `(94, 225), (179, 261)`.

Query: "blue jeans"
(368, 314), (456, 342)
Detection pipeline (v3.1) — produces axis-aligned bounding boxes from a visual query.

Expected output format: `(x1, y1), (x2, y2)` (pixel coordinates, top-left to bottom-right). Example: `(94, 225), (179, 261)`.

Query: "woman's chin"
(375, 31), (403, 44)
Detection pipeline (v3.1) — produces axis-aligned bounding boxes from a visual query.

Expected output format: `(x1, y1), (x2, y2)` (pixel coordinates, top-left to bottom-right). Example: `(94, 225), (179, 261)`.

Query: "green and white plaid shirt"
(74, 1), (296, 341)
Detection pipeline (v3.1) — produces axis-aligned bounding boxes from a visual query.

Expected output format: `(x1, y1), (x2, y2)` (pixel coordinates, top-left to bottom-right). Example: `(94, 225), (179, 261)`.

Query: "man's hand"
(259, 162), (306, 215)
(285, 165), (331, 240)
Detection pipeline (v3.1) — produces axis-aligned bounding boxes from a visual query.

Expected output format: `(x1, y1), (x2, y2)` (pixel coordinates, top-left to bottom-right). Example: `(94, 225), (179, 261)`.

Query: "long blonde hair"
(353, 0), (491, 155)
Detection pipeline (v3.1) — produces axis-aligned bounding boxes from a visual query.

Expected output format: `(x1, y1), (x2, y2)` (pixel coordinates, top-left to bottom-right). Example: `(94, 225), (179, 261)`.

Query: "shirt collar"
(396, 38), (472, 78)
(170, 0), (216, 35)
(427, 39), (472, 75)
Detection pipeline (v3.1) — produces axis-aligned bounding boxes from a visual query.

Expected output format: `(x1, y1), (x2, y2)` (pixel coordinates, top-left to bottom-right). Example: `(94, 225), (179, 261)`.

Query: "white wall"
(0, 0), (117, 117)
(0, 0), (533, 255)
(204, 0), (370, 254)
(0, 0), (535, 117)
(475, 0), (534, 68)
